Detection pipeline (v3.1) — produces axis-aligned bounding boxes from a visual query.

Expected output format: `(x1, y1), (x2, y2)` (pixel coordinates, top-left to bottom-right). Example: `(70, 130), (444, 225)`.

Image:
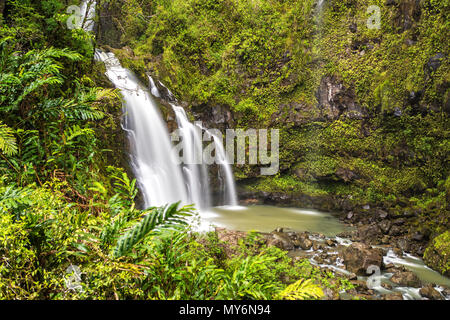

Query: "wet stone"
(379, 220), (391, 234)
(390, 271), (422, 288)
(341, 242), (384, 275)
(312, 241), (324, 251)
(383, 292), (404, 300)
(419, 285), (443, 300)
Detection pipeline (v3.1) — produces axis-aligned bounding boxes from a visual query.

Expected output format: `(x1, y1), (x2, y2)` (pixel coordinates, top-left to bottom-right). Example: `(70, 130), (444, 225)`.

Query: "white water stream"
(95, 51), (238, 210)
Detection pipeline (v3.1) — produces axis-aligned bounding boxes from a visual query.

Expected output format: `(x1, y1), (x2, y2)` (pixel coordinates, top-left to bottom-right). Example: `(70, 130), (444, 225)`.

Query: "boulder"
(411, 232), (424, 241)
(419, 285), (443, 300)
(389, 225), (403, 236)
(383, 292), (404, 300)
(379, 220), (391, 234)
(358, 224), (382, 242)
(269, 231), (295, 251)
(377, 209), (389, 219)
(322, 287), (339, 300)
(423, 231), (450, 277)
(396, 238), (410, 252)
(341, 243), (384, 275)
(312, 241), (326, 251)
(390, 271), (421, 287)
(297, 233), (313, 250)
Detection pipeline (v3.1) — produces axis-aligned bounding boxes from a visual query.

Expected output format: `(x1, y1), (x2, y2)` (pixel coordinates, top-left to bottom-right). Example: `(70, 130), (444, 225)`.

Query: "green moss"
(245, 174), (329, 198)
(424, 231), (450, 276)
(116, 0), (318, 124)
(111, 0), (449, 238)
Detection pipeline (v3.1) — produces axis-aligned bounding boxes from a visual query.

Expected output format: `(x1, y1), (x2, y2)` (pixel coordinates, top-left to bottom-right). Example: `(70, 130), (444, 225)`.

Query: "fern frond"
(278, 279), (324, 300)
(0, 122), (17, 156)
(112, 202), (193, 258)
(64, 125), (94, 143)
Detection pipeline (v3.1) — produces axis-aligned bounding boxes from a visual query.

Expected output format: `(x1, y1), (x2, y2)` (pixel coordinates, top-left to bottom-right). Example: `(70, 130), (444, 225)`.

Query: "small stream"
(199, 205), (450, 300)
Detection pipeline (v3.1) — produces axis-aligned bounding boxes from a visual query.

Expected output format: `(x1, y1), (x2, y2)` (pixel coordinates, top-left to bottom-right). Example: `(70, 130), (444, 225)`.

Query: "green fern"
(278, 279), (324, 300)
(0, 121), (17, 156)
(112, 202), (193, 258)
(0, 39), (82, 113)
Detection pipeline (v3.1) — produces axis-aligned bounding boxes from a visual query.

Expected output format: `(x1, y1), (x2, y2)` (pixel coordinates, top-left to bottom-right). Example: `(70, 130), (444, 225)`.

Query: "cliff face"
(96, 0), (449, 274)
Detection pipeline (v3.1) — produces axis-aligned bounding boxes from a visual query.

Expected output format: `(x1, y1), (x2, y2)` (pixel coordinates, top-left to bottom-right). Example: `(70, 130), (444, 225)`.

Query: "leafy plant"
(0, 121), (17, 156)
(112, 202), (193, 258)
(278, 279), (324, 300)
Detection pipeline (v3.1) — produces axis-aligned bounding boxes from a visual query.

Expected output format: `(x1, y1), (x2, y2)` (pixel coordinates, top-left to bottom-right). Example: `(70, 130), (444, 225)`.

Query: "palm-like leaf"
(0, 121), (17, 155)
(278, 279), (324, 300)
(112, 202), (193, 258)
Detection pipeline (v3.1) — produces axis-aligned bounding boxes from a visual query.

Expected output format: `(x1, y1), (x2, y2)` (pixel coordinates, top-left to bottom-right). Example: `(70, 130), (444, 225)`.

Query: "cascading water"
(171, 105), (212, 210)
(95, 51), (238, 210)
(148, 77), (238, 207)
(79, 0), (96, 32)
(203, 127), (238, 206)
(95, 51), (190, 208)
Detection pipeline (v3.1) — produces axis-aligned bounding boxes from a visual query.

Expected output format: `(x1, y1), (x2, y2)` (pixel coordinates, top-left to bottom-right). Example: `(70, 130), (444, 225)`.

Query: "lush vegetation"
(106, 0), (449, 274)
(0, 0), (354, 300)
(0, 0), (448, 299)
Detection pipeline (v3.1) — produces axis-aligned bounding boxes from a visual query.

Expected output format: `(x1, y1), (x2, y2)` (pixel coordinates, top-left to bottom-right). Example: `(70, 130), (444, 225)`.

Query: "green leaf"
(0, 121), (17, 156)
(112, 202), (193, 258)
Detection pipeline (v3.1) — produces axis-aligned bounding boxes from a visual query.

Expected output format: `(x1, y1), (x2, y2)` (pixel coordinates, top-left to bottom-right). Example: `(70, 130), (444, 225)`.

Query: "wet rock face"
(191, 103), (235, 132)
(97, 2), (124, 48)
(317, 76), (367, 120)
(423, 231), (450, 277)
(340, 243), (384, 275)
(269, 74), (370, 127)
(394, 0), (422, 32)
(335, 167), (359, 182)
(270, 101), (322, 127)
(426, 53), (446, 74)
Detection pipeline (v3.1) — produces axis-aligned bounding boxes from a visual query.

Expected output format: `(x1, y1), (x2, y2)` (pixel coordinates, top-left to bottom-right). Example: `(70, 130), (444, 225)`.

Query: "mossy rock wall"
(96, 0), (449, 272)
(424, 231), (450, 276)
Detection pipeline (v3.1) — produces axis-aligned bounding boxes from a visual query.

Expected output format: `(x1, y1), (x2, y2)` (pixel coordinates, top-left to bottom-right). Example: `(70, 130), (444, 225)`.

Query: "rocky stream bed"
(213, 213), (450, 301)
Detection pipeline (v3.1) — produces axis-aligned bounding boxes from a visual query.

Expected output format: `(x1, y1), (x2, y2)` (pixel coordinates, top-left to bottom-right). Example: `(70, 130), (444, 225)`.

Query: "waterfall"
(202, 127), (238, 206)
(148, 77), (238, 207)
(314, 0), (326, 27)
(95, 51), (238, 209)
(95, 51), (190, 208)
(317, 0), (325, 10)
(171, 105), (212, 210)
(79, 0), (96, 32)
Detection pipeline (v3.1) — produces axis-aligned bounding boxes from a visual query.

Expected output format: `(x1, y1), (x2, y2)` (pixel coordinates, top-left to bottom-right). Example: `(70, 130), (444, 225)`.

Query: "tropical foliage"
(0, 0), (350, 300)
